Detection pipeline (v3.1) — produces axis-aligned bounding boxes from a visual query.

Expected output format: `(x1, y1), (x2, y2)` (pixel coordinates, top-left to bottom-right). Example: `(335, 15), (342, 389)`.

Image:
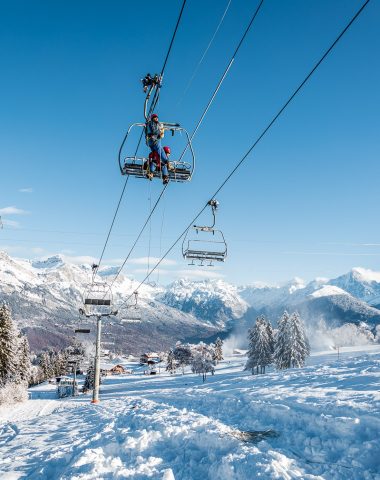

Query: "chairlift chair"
(118, 123), (195, 182)
(182, 199), (227, 266)
(80, 282), (114, 317)
(182, 229), (227, 266)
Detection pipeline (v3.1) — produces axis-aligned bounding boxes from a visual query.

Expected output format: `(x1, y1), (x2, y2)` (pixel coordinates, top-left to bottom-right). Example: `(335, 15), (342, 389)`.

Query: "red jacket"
(149, 151), (161, 168)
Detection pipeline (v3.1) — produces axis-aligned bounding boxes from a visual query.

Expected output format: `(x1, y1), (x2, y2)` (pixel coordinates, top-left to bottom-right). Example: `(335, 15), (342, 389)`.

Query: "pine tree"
(213, 337), (224, 363)
(273, 311), (310, 370)
(18, 335), (32, 385)
(264, 318), (275, 355)
(0, 304), (19, 385)
(288, 311), (311, 368)
(39, 351), (52, 380)
(245, 315), (273, 374)
(84, 364), (95, 390)
(273, 311), (291, 370)
(166, 349), (177, 374)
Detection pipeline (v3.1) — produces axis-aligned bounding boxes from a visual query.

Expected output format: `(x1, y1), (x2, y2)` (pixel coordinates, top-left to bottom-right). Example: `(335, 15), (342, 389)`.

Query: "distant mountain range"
(1, 251), (380, 353)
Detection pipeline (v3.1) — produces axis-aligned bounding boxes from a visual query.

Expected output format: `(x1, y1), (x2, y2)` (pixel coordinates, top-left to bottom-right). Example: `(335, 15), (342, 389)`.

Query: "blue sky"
(1, 0), (379, 285)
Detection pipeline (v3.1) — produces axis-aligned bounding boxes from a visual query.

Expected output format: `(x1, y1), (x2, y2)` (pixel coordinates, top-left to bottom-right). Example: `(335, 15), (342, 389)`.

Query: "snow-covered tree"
(245, 315), (273, 374)
(212, 337), (224, 363)
(166, 349), (178, 374)
(0, 304), (29, 405)
(191, 348), (215, 382)
(274, 311), (310, 369)
(17, 335), (32, 385)
(54, 351), (68, 376)
(287, 312), (310, 368)
(264, 318), (275, 355)
(83, 364), (95, 391)
(39, 351), (52, 380)
(0, 304), (19, 385)
(173, 345), (192, 374)
(273, 311), (291, 370)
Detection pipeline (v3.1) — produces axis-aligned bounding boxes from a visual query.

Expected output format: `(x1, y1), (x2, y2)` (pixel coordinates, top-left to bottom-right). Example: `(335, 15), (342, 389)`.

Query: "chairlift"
(79, 281), (115, 317)
(182, 199), (227, 266)
(118, 122), (195, 182)
(120, 291), (141, 321)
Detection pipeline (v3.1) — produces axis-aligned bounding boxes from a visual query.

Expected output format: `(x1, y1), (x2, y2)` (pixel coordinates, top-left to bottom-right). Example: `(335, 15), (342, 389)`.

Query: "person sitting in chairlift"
(145, 114), (170, 184)
(147, 146), (171, 185)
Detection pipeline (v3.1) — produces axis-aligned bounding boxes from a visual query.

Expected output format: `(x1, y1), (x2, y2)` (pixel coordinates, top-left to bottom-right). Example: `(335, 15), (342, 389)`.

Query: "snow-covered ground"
(1, 346), (380, 479)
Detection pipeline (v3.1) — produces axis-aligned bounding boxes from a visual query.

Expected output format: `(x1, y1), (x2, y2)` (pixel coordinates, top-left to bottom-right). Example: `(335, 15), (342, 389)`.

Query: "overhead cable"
(178, 0), (265, 162)
(91, 0), (187, 279)
(112, 0), (265, 290)
(120, 0), (370, 307)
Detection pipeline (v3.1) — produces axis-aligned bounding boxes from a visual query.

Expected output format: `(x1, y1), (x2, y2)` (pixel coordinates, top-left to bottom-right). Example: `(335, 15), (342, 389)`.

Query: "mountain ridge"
(1, 251), (380, 352)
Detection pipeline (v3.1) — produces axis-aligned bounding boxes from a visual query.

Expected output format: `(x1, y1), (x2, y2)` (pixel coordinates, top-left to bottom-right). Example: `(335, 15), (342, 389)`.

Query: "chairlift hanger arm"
(194, 199), (218, 230)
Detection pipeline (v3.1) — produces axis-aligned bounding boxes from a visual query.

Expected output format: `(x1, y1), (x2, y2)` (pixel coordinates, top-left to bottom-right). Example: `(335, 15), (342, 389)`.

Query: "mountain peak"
(31, 255), (64, 269)
(350, 267), (380, 284)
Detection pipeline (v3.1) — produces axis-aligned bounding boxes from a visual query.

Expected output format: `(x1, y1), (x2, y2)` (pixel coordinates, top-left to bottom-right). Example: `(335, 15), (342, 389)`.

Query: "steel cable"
(119, 0), (371, 307)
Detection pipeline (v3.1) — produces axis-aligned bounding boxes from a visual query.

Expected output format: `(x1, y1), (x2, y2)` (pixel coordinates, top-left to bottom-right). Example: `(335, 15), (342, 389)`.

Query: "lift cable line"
(177, 0), (232, 105)
(123, 0), (188, 169)
(92, 177), (129, 283)
(90, 0), (187, 281)
(106, 184), (169, 294)
(119, 0), (370, 307)
(177, 0), (264, 163)
(109, 0), (265, 287)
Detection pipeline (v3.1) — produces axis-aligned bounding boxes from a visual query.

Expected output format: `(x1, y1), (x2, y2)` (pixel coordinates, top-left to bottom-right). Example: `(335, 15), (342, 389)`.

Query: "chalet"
(99, 362), (132, 376)
(109, 364), (126, 375)
(140, 352), (161, 365)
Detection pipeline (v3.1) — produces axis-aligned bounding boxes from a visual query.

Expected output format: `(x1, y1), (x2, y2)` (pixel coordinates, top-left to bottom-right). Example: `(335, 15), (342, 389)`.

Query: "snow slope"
(1, 347), (379, 479)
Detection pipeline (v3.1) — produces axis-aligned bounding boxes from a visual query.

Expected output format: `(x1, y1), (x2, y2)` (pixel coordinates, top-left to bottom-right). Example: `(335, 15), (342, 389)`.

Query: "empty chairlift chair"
(182, 199), (227, 266)
(80, 282), (114, 318)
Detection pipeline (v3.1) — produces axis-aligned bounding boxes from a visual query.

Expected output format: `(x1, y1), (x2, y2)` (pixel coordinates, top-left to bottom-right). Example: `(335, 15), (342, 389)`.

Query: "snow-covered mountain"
(157, 279), (248, 329)
(329, 267), (380, 307)
(0, 252), (217, 353)
(1, 251), (380, 352)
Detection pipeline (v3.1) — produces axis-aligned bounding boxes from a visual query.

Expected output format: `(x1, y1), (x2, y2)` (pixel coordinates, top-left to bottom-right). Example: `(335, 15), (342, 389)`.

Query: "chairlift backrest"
(82, 282), (113, 317)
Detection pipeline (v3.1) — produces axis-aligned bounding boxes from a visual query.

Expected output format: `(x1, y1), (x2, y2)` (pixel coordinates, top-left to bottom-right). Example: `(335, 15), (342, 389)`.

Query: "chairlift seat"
(122, 157), (191, 182)
(184, 249), (226, 262)
(84, 298), (111, 306)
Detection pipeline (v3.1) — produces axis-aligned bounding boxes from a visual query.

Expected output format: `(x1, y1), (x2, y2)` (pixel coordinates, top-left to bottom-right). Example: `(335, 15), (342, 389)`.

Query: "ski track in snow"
(1, 349), (380, 479)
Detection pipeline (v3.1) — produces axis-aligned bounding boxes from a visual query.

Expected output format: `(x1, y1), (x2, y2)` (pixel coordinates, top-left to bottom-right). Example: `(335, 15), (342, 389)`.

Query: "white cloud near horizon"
(0, 206), (29, 215)
(175, 268), (225, 279)
(127, 257), (177, 266)
(130, 267), (225, 280)
(19, 188), (33, 193)
(61, 254), (99, 265)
